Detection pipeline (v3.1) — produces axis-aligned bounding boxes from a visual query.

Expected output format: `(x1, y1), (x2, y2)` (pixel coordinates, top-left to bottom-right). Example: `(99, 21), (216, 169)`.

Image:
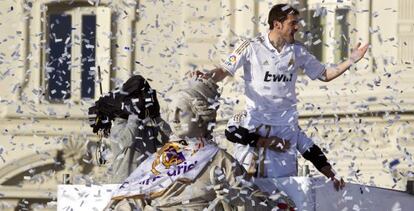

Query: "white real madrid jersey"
(221, 33), (325, 126)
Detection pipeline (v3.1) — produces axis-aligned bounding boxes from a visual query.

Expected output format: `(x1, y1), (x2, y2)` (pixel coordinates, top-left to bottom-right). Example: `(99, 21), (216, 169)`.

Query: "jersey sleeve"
(220, 40), (251, 76)
(297, 45), (326, 80)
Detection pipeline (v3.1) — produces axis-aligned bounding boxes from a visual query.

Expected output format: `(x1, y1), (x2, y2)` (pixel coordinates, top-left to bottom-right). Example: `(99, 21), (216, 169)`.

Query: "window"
(302, 5), (353, 63)
(81, 15), (97, 99)
(46, 13), (72, 101)
(43, 5), (110, 103)
(302, 8), (324, 61)
(334, 8), (351, 63)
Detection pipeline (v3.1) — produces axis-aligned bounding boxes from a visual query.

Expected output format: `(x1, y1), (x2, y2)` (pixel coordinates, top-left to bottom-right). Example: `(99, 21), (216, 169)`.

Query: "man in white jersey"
(197, 4), (369, 191)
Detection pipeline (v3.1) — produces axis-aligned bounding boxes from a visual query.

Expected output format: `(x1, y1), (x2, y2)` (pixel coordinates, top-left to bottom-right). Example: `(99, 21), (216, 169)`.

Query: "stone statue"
(106, 78), (287, 210)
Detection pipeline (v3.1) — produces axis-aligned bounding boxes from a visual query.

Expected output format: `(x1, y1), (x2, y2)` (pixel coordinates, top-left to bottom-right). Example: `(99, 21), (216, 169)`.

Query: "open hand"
(187, 70), (209, 80)
(350, 43), (369, 63)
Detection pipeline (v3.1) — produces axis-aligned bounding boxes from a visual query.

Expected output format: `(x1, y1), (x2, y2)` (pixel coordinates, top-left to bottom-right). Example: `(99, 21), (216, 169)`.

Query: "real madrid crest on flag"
(151, 140), (188, 175)
(111, 138), (218, 199)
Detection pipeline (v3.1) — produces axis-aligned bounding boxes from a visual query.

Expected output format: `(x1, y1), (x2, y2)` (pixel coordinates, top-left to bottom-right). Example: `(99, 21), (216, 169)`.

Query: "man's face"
(278, 14), (299, 44)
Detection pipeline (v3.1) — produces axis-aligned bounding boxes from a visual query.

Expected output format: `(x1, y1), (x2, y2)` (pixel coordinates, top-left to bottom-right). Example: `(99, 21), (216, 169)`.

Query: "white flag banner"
(112, 139), (218, 199)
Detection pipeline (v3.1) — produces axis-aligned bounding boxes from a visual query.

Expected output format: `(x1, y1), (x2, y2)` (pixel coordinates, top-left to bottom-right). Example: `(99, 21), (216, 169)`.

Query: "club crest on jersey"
(228, 55), (237, 63)
(223, 54), (237, 66)
(151, 142), (187, 175)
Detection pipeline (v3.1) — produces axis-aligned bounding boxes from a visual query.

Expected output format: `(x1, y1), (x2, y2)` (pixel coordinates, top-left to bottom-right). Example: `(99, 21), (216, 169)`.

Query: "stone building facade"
(0, 0), (413, 210)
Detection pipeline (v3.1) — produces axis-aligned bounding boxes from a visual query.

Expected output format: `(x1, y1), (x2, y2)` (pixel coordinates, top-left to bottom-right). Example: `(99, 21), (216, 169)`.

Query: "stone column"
(113, 1), (136, 83)
(323, 5), (336, 64)
(355, 0), (372, 72)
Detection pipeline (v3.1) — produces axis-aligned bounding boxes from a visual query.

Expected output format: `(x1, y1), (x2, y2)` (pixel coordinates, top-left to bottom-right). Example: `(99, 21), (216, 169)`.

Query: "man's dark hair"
(268, 4), (299, 30)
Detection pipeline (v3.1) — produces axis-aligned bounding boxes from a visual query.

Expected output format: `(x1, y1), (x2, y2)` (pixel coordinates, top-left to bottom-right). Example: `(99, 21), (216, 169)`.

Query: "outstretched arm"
(320, 43), (369, 82)
(302, 145), (345, 191)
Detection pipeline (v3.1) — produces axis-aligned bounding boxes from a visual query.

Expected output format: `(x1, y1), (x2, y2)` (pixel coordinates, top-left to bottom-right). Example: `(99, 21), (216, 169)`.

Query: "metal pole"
(98, 66), (103, 95)
(96, 65), (106, 166)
